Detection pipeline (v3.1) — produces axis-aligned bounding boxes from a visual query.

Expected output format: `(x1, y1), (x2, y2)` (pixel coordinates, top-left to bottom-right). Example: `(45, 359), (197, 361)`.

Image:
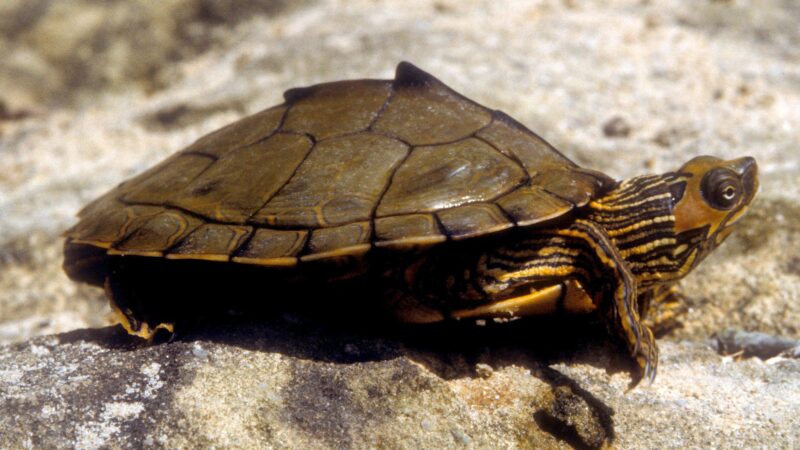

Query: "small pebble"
(651, 128), (681, 147)
(192, 346), (209, 359)
(715, 328), (799, 359)
(602, 116), (631, 138)
(475, 363), (494, 379)
(450, 428), (471, 445)
(421, 418), (434, 431)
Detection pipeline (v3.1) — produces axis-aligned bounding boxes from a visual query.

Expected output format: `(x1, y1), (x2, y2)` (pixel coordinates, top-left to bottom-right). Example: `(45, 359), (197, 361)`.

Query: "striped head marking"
(671, 155), (758, 255)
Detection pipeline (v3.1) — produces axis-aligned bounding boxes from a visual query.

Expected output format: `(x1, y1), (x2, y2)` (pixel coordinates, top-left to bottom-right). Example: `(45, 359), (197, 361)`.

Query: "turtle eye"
(701, 168), (741, 210)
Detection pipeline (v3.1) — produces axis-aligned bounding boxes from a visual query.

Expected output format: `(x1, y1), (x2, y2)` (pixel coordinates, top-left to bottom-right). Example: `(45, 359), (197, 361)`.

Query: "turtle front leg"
(559, 220), (658, 385)
(641, 284), (688, 337)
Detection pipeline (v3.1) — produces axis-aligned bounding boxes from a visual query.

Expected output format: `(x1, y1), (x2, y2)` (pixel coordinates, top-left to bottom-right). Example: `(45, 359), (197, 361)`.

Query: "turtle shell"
(64, 62), (614, 282)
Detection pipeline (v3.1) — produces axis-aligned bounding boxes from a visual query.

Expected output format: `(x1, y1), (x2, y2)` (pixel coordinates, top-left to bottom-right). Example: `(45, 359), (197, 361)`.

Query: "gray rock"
(0, 324), (798, 448)
(715, 328), (800, 359)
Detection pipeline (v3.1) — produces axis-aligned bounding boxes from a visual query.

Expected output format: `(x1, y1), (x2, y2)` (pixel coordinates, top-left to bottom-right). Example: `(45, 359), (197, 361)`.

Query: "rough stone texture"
(1, 0), (799, 447)
(1, 321), (798, 449)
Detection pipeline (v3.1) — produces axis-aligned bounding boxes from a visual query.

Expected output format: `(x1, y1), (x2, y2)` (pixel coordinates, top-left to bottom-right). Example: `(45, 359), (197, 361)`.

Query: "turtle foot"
(628, 326), (658, 389)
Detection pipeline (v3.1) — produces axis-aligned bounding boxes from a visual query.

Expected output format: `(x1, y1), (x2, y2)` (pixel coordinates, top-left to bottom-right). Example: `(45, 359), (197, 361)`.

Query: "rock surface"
(1, 321), (798, 449)
(1, 0), (799, 447)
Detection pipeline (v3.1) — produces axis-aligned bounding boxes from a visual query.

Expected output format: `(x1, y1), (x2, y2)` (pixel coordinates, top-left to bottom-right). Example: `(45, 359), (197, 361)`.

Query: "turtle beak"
(714, 157), (758, 243)
(731, 156), (759, 204)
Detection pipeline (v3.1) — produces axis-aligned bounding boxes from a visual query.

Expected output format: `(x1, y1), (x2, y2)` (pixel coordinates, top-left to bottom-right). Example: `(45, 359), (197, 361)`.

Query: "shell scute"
(531, 169), (609, 207)
(372, 66), (492, 145)
(251, 133), (408, 227)
(167, 223), (252, 261)
(437, 203), (514, 240)
(476, 112), (574, 175)
(67, 204), (163, 248)
(495, 186), (574, 226)
(374, 214), (446, 248)
(301, 221), (372, 261)
(122, 154), (215, 206)
(232, 228), (308, 266)
(169, 133), (313, 222)
(282, 80), (391, 140)
(377, 138), (527, 217)
(182, 105), (287, 157)
(109, 210), (204, 256)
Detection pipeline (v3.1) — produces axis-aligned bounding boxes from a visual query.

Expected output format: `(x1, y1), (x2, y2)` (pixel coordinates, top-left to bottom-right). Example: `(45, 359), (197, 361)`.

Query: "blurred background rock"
(0, 1), (798, 447)
(0, 0), (305, 110)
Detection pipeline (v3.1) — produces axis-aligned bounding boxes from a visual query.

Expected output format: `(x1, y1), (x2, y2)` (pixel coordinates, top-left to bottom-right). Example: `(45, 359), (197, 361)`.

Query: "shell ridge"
(283, 86), (315, 103)
(393, 61), (439, 88)
(394, 62), (493, 114)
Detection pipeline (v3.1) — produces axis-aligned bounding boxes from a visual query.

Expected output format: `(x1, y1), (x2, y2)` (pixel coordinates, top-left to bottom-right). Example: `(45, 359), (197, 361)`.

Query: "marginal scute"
(122, 154), (215, 205)
(282, 80), (392, 140)
(252, 133), (409, 227)
(476, 112), (574, 175)
(169, 133), (313, 222)
(109, 210), (204, 256)
(167, 223), (252, 261)
(377, 138), (527, 216)
(532, 169), (607, 207)
(301, 221), (372, 261)
(496, 186), (574, 226)
(372, 66), (491, 145)
(232, 228), (308, 266)
(437, 203), (513, 240)
(374, 214), (446, 248)
(66, 204), (163, 248)
(182, 105), (287, 157)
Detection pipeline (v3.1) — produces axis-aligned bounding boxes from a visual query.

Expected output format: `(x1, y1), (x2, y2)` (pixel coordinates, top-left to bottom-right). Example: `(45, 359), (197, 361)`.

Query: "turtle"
(63, 62), (759, 385)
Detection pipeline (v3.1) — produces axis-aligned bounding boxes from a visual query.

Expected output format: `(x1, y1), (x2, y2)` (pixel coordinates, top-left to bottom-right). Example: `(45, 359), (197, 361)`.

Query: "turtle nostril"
(730, 156), (757, 177)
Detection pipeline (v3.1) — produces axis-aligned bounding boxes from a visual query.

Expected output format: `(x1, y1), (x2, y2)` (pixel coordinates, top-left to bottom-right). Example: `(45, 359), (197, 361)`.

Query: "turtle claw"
(629, 326), (658, 388)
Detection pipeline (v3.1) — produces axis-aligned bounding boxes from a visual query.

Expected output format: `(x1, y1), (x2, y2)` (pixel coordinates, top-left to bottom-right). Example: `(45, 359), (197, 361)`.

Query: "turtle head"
(669, 155), (758, 265)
